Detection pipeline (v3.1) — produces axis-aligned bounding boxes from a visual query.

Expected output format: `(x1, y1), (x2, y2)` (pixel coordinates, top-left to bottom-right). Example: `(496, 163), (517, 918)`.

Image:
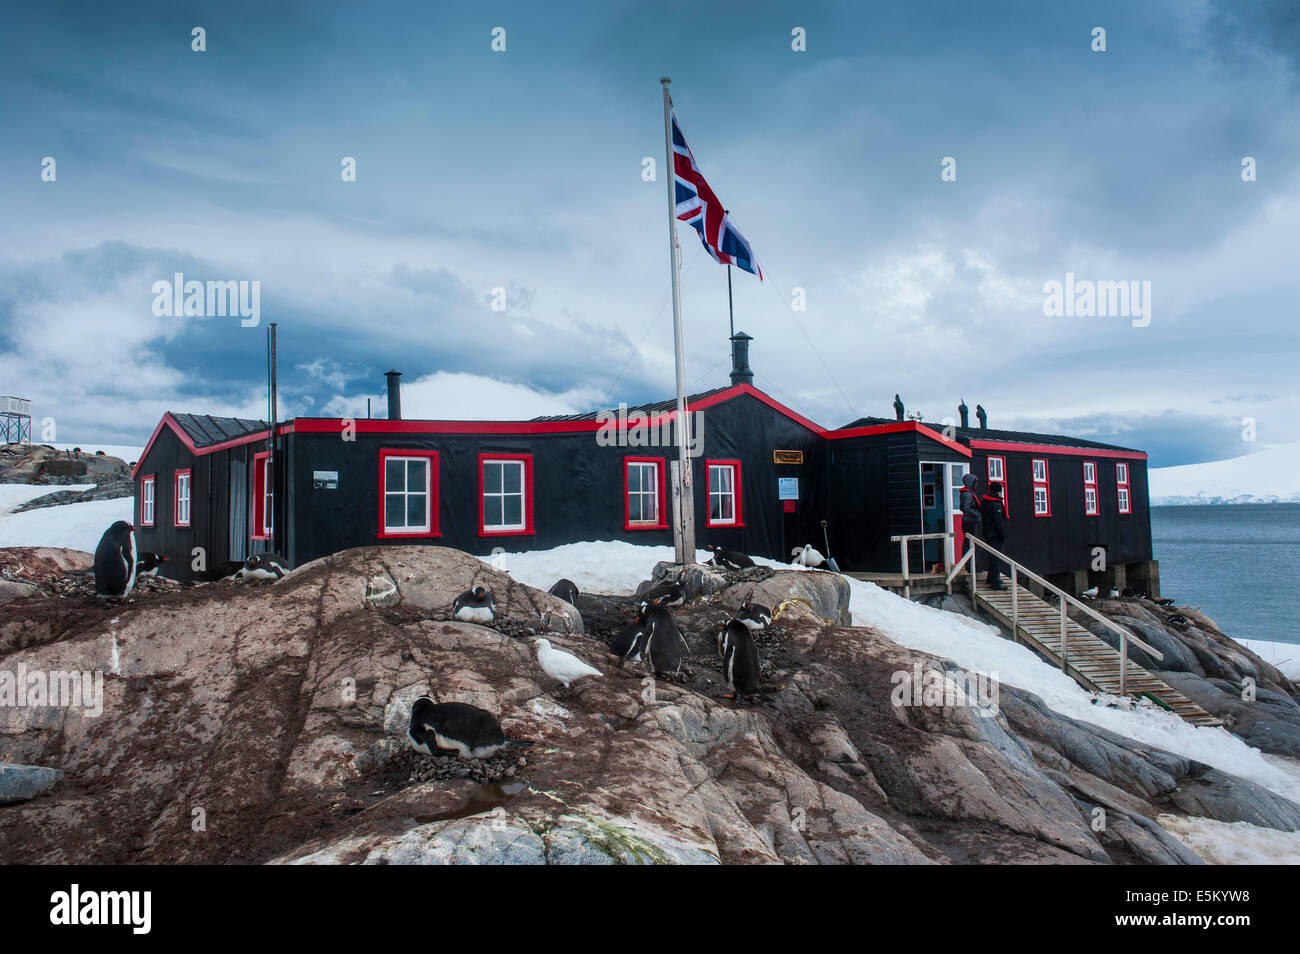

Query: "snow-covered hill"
(1150, 442), (1300, 505)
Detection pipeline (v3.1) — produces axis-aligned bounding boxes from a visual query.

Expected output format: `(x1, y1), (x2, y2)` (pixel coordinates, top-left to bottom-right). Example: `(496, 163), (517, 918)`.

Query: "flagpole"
(727, 262), (735, 339)
(661, 77), (695, 565)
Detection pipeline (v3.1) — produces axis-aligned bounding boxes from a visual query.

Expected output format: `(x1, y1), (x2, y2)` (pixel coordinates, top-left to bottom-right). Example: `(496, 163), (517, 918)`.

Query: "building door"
(919, 463), (945, 567)
(944, 462), (970, 565)
(228, 460), (248, 562)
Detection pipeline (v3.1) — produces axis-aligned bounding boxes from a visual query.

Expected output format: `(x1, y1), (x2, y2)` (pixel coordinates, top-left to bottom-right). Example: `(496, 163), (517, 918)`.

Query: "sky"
(0, 0), (1297, 466)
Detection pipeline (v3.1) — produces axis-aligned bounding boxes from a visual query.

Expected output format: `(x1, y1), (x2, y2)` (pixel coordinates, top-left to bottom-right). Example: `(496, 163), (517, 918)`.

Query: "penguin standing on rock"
(240, 553), (289, 582)
(635, 605), (690, 676)
(716, 619), (761, 702)
(452, 586), (495, 623)
(611, 611), (648, 665)
(407, 696), (532, 760)
(94, 521), (137, 599)
(136, 552), (168, 578)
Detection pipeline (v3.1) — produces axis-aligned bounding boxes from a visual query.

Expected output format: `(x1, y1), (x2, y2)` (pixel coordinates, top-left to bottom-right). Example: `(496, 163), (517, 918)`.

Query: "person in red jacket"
(980, 481), (1008, 590)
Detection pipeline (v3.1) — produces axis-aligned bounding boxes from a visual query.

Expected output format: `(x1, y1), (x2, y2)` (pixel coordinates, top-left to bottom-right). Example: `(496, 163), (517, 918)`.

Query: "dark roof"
(169, 413), (269, 448)
(531, 386), (730, 423)
(840, 416), (1141, 453)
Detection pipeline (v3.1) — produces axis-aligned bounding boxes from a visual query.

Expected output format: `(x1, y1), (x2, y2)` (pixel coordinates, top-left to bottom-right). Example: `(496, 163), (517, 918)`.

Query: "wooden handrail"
(889, 532), (953, 599)
(900, 530), (1159, 698)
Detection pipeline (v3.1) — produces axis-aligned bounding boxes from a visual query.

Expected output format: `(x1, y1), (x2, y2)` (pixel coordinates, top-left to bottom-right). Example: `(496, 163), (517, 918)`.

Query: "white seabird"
(535, 638), (603, 688)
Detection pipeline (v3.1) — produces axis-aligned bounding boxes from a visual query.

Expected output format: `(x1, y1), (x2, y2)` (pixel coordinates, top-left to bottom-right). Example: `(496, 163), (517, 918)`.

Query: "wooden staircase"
(975, 581), (1222, 727)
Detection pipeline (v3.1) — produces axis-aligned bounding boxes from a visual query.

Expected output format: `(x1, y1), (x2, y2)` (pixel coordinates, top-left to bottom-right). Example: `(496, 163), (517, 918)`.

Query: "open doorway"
(919, 461), (969, 569)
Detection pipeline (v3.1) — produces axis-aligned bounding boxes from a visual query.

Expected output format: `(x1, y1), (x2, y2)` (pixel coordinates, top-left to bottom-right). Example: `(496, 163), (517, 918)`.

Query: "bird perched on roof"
(976, 404), (988, 429)
(958, 398), (969, 429)
(706, 544), (755, 570)
(548, 578), (580, 606)
(240, 552), (289, 581)
(94, 521), (137, 599)
(407, 696), (532, 760)
(452, 585), (495, 623)
(893, 394), (905, 421)
(136, 552), (168, 578)
(790, 544), (826, 568)
(535, 638), (603, 688)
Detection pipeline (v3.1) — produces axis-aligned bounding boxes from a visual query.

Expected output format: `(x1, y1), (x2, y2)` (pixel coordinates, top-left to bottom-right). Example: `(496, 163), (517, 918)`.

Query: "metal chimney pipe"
(385, 370), (402, 420)
(729, 332), (754, 386)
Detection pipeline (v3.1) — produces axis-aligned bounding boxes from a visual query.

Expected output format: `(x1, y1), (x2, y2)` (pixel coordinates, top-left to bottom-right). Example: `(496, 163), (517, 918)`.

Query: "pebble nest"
(376, 746), (526, 789)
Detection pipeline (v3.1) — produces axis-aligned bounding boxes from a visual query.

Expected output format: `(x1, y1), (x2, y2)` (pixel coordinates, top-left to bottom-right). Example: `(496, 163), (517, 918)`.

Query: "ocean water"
(1152, 504), (1300, 647)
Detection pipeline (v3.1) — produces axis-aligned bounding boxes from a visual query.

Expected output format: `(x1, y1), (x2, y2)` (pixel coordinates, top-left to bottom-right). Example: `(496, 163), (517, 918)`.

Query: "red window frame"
(1031, 458), (1051, 517)
(705, 459), (744, 528)
(378, 449), (440, 539)
(139, 474), (155, 527)
(478, 453), (535, 537)
(986, 456), (1008, 517)
(251, 451), (272, 540)
(1083, 461), (1099, 516)
(174, 468), (192, 528)
(624, 457), (668, 531)
(1116, 462), (1132, 515)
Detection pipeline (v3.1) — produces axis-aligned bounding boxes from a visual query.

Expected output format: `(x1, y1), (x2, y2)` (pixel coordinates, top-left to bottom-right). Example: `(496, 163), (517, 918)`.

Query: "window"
(479, 454), (534, 536)
(624, 458), (667, 530)
(706, 460), (743, 527)
(252, 452), (273, 540)
(986, 456), (1008, 516)
(379, 449), (439, 538)
(1083, 461), (1099, 516)
(174, 469), (191, 528)
(140, 475), (155, 527)
(1031, 458), (1050, 517)
(1117, 462), (1132, 515)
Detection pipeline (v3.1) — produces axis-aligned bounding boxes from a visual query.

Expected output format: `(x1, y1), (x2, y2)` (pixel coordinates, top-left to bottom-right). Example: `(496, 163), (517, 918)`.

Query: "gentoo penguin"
(635, 605), (690, 676)
(736, 601), (772, 632)
(136, 552), (168, 578)
(452, 585), (495, 623)
(790, 544), (826, 568)
(638, 580), (684, 610)
(240, 552), (289, 581)
(94, 521), (137, 599)
(716, 619), (761, 701)
(535, 638), (603, 688)
(548, 579), (580, 606)
(610, 612), (648, 665)
(407, 696), (532, 760)
(706, 545), (755, 570)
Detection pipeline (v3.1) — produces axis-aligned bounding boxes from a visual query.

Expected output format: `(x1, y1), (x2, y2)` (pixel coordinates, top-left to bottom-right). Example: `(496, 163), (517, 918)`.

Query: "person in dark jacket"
(958, 472), (982, 567)
(980, 481), (1008, 589)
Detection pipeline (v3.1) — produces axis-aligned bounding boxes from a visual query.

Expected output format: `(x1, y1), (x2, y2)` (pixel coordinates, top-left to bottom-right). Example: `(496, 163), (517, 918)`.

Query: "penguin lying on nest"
(737, 601), (772, 631)
(638, 580), (684, 610)
(706, 545), (755, 570)
(716, 619), (762, 702)
(94, 521), (137, 599)
(136, 552), (168, 578)
(407, 696), (533, 760)
(452, 586), (495, 623)
(547, 579), (580, 605)
(240, 553), (289, 581)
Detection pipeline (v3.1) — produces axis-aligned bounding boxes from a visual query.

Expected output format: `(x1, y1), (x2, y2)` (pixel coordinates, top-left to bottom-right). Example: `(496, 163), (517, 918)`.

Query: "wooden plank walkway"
(975, 583), (1222, 727)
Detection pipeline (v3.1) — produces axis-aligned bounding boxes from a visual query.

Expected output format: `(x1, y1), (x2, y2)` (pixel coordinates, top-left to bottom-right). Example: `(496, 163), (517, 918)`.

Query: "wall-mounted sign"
(778, 476), (799, 500)
(773, 449), (804, 464)
(313, 471), (338, 490)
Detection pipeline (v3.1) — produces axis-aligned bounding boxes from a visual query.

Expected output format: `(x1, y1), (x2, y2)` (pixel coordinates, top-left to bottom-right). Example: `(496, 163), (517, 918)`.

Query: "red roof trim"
(132, 413), (291, 478)
(827, 420), (972, 458)
(969, 439), (1147, 461)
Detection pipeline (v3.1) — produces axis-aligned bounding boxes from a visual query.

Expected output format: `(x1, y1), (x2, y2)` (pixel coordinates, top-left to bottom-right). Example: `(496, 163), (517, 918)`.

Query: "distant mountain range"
(1150, 442), (1300, 505)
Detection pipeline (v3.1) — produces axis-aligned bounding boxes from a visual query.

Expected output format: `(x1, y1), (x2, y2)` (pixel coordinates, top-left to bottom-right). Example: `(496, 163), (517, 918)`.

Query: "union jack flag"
(672, 114), (761, 280)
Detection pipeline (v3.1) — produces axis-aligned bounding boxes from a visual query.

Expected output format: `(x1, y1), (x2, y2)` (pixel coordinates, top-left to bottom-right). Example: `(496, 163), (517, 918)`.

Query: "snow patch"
(1156, 814), (1300, 864)
(1150, 442), (1300, 505)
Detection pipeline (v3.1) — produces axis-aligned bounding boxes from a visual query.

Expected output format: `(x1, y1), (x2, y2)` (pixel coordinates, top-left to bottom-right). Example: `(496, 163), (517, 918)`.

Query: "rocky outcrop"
(0, 444), (131, 486)
(636, 560), (851, 626)
(13, 477), (135, 512)
(1, 545), (1296, 865)
(0, 763), (64, 805)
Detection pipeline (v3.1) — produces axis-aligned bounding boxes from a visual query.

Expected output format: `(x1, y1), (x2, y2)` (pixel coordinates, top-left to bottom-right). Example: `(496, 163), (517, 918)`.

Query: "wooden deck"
(845, 571), (950, 597)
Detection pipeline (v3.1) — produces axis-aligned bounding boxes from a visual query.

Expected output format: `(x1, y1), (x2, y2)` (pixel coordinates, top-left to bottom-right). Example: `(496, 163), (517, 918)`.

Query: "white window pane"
(385, 494), (404, 528)
(503, 462), (522, 494)
(407, 459), (426, 489)
(503, 495), (523, 527)
(406, 493), (427, 528)
(484, 496), (504, 527)
(386, 459), (404, 490)
(484, 463), (502, 494)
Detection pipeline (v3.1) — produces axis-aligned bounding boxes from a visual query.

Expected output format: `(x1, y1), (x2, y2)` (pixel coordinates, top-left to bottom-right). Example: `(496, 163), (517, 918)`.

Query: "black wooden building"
(131, 345), (1158, 596)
